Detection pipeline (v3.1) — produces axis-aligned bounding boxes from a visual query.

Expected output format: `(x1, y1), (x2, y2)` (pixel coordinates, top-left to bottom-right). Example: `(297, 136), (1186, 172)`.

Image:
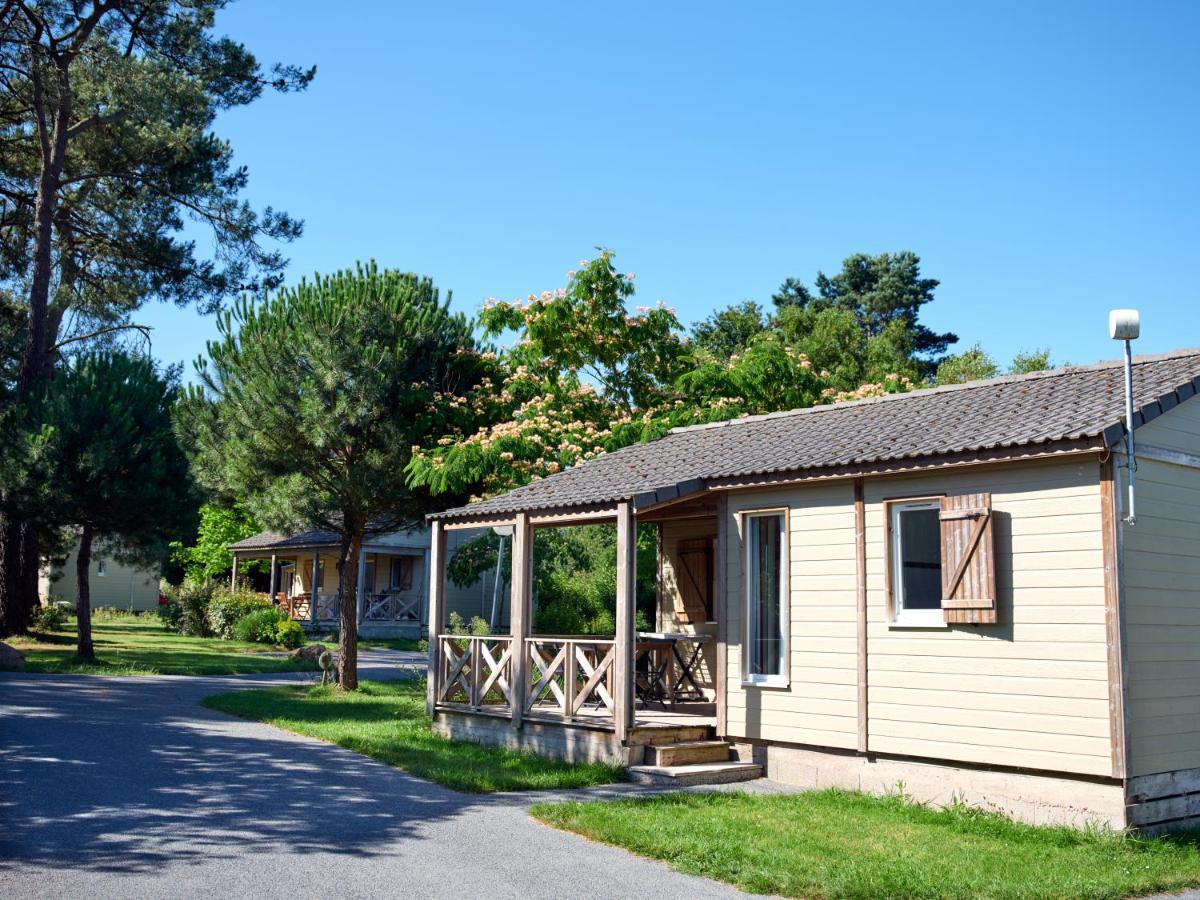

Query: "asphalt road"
(0, 652), (744, 899)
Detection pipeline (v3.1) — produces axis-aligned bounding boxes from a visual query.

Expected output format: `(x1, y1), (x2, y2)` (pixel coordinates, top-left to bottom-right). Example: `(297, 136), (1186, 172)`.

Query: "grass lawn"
(530, 790), (1200, 900)
(6, 615), (319, 676)
(203, 678), (623, 793)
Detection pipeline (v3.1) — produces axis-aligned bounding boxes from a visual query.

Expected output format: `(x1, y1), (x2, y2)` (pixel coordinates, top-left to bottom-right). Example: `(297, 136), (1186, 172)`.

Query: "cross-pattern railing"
(315, 591), (340, 622)
(362, 590), (420, 622)
(524, 637), (616, 724)
(281, 593), (310, 621)
(436, 635), (514, 710)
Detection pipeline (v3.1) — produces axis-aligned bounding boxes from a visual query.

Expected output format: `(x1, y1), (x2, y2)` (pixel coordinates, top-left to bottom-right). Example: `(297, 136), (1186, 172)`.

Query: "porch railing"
(436, 635), (514, 710)
(362, 590), (420, 623)
(433, 635), (617, 727)
(315, 591), (340, 622)
(524, 637), (616, 724)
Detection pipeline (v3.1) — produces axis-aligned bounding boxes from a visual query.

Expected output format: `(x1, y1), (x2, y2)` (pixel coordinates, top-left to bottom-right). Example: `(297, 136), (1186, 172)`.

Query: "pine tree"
(182, 263), (488, 690)
(35, 352), (194, 659)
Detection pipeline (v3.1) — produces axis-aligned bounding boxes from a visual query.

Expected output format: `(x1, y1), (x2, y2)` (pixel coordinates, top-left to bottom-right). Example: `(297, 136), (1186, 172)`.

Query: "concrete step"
(647, 740), (733, 767)
(626, 761), (764, 787)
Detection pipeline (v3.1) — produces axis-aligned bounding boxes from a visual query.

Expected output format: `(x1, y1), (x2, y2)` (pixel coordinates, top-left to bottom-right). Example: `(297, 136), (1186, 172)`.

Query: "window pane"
(749, 515), (783, 676)
(900, 508), (941, 610)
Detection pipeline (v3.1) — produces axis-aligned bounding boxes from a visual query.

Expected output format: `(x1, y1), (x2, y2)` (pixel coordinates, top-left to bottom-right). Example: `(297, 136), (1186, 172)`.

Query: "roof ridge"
(668, 347), (1200, 435)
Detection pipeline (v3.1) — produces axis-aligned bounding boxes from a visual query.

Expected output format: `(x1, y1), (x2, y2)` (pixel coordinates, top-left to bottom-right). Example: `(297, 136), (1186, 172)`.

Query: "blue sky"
(140, 1), (1200, 379)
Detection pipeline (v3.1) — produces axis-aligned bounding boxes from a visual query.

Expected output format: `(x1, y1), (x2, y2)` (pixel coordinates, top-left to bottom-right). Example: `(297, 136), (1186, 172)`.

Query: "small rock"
(288, 644), (326, 663)
(0, 641), (27, 670)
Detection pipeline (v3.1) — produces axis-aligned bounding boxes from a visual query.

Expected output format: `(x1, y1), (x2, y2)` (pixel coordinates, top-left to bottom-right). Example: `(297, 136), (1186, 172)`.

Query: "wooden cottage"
(426, 349), (1200, 832)
(229, 526), (497, 638)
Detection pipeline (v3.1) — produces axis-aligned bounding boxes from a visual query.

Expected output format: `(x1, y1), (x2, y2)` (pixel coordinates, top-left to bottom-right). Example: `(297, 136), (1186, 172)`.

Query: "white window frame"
(741, 508), (790, 688)
(889, 498), (946, 628)
(96, 559), (107, 577)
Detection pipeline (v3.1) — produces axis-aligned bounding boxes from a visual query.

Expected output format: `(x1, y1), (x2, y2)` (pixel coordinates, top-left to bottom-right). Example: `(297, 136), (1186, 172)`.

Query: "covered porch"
(229, 533), (429, 638)
(427, 488), (729, 763)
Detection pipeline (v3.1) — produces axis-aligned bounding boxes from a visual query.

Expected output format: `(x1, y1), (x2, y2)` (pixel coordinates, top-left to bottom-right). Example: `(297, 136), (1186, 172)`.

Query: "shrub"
(158, 578), (216, 636)
(234, 606), (289, 644)
(208, 588), (271, 639)
(31, 603), (67, 632)
(446, 610), (491, 636)
(274, 618), (305, 649)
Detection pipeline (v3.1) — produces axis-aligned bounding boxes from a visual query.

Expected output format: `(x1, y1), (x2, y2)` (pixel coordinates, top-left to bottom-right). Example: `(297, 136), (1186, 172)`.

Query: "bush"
(158, 578), (215, 636)
(446, 610), (491, 636)
(234, 606), (289, 644)
(208, 588), (271, 639)
(31, 603), (67, 632)
(274, 618), (305, 649)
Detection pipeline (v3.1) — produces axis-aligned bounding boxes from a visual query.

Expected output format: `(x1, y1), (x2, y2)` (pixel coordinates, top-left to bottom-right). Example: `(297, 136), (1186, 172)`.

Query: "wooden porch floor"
(519, 700), (717, 732)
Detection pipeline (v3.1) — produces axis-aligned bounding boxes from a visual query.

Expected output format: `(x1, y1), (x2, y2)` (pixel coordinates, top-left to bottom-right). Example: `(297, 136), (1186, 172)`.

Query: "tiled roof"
(228, 528), (343, 552)
(432, 348), (1200, 521)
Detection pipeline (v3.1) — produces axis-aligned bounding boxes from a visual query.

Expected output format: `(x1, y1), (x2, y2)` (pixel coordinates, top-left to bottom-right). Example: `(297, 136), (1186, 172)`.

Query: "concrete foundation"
(435, 709), (632, 765)
(740, 741), (1126, 829)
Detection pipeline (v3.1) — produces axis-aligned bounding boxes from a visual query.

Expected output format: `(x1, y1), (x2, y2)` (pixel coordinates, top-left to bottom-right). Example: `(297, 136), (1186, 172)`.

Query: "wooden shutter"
(674, 538), (714, 623)
(939, 492), (997, 624)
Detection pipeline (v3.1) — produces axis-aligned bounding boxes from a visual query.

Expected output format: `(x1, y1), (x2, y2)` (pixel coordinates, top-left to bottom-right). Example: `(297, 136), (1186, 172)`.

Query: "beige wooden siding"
(723, 482), (860, 750)
(43, 539), (160, 611)
(1122, 398), (1200, 777)
(864, 459), (1112, 777)
(659, 518), (718, 696)
(1137, 393), (1200, 454)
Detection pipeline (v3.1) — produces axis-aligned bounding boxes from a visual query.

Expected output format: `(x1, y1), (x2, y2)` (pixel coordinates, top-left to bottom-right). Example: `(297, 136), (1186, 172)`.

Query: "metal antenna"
(1109, 309), (1140, 525)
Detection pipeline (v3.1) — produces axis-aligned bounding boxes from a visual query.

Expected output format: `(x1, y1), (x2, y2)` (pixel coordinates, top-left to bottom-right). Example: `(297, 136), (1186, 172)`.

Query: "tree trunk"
(76, 525), (95, 660)
(0, 48), (73, 640)
(0, 517), (27, 636)
(336, 525), (362, 691)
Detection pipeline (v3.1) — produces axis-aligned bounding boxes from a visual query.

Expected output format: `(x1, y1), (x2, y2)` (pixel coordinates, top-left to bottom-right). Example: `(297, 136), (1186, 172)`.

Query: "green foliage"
(30, 603), (67, 633)
(172, 503), (265, 582)
(531, 789), (1200, 900)
(274, 618), (306, 650)
(0, 2), (313, 324)
(1009, 348), (1056, 374)
(31, 353), (194, 562)
(183, 261), (492, 686)
(935, 343), (1001, 385)
(410, 250), (919, 505)
(445, 611), (492, 636)
(233, 606), (289, 644)
(206, 588), (271, 639)
(532, 525), (655, 635)
(936, 344), (1060, 386)
(159, 578), (216, 637)
(760, 251), (957, 387)
(690, 300), (766, 357)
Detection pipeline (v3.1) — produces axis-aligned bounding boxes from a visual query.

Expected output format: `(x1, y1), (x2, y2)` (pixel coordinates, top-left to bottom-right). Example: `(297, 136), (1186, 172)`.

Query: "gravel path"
(0, 651), (746, 899)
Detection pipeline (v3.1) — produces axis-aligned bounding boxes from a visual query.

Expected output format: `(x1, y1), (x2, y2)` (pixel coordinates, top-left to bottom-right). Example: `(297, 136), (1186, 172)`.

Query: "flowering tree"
(407, 250), (913, 501)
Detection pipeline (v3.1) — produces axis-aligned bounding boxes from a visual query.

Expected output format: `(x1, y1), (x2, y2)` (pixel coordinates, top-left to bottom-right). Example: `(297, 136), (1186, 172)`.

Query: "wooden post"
(509, 512), (532, 729)
(715, 494), (728, 737)
(268, 553), (278, 603)
(426, 522), (447, 714)
(356, 550), (366, 631)
(311, 551), (320, 624)
(564, 641), (578, 720)
(230, 553), (238, 591)
(614, 501), (636, 742)
(854, 478), (868, 753)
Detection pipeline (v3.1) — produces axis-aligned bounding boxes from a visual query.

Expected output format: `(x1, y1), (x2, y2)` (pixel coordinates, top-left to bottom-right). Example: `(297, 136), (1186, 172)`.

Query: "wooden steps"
(626, 732), (763, 786)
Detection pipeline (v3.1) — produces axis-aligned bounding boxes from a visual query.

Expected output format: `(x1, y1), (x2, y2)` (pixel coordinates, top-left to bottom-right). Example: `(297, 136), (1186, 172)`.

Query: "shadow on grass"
(203, 679), (624, 794)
